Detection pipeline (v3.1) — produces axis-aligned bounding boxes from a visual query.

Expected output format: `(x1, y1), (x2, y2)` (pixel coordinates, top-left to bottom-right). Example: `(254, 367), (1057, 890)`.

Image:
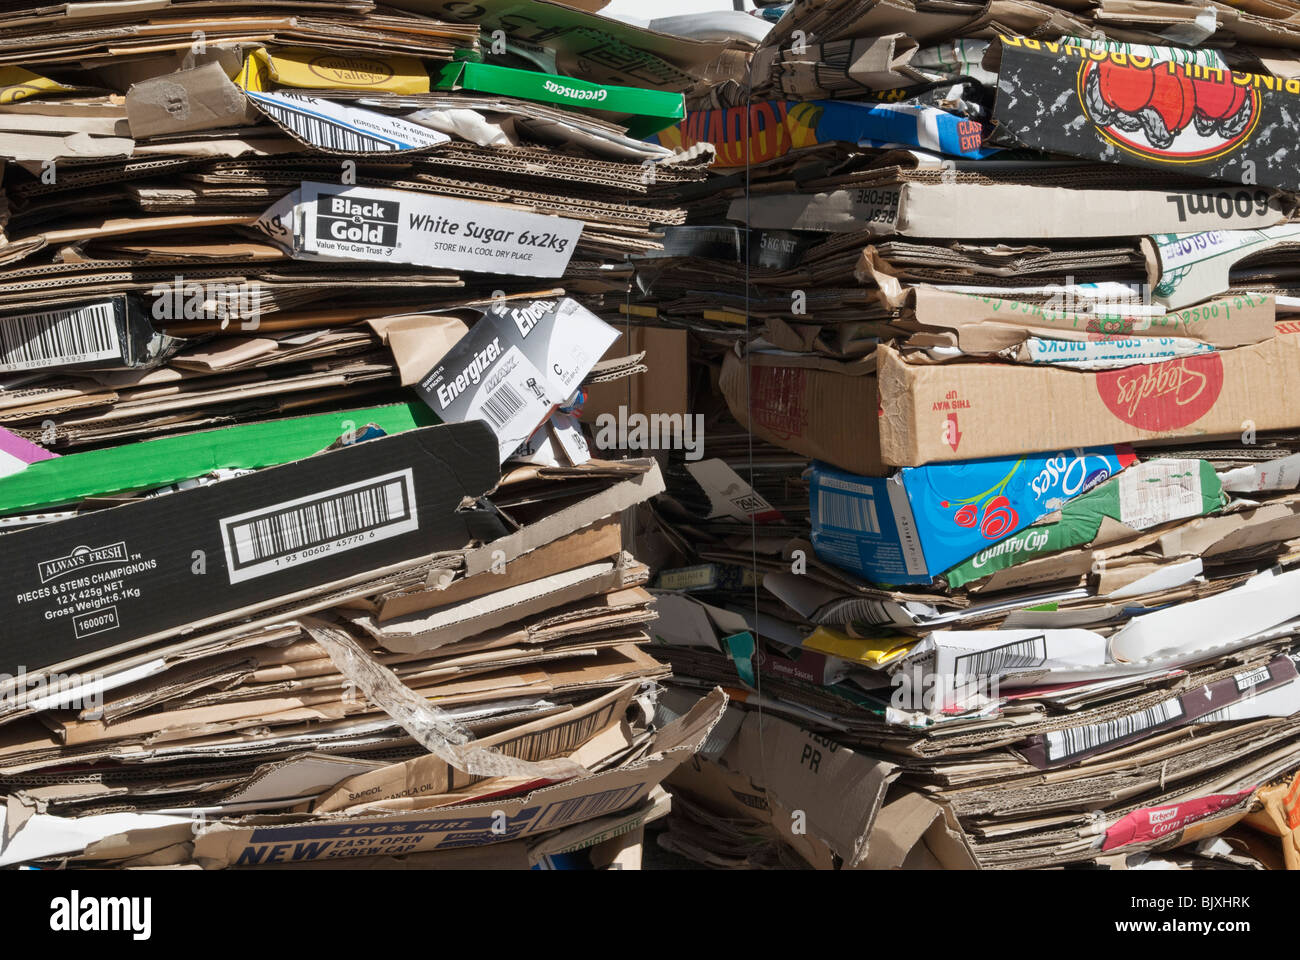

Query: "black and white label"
(297, 182), (582, 278)
(954, 635), (1048, 678)
(0, 302), (120, 372)
(17, 539), (160, 642)
(220, 469), (419, 584)
(1233, 665), (1271, 692)
(314, 191), (400, 249)
(248, 90), (449, 154)
(1045, 698), (1184, 762)
(467, 346), (552, 459)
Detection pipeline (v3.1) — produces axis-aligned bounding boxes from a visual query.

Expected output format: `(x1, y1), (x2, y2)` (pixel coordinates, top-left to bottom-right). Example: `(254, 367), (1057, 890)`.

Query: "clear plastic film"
(301, 617), (588, 781)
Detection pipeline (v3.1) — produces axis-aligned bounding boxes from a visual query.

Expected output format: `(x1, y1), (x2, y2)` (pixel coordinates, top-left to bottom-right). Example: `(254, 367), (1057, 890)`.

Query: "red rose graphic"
(954, 504), (978, 528)
(980, 496), (1018, 540)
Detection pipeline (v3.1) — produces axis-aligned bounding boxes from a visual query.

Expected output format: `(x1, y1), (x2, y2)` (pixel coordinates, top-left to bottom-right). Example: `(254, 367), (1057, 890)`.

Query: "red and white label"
(1095, 353), (1224, 430)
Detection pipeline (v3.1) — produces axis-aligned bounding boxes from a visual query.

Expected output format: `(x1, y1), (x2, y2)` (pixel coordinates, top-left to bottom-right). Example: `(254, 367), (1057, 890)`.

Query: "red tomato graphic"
(1097, 60), (1153, 114)
(1148, 69), (1196, 141)
(1085, 60), (1255, 151)
(1193, 74), (1246, 121)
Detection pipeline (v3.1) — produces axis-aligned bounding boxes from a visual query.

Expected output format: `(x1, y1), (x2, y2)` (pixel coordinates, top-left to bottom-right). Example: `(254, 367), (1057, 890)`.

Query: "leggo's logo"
(315, 192), (399, 247)
(1079, 58), (1261, 163)
(1096, 354), (1224, 431)
(38, 542), (129, 584)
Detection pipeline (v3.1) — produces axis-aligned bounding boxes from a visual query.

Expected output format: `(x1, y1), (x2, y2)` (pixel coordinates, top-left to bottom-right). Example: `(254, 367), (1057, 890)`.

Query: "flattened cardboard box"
(720, 348), (884, 476)
(730, 179), (1288, 237)
(0, 294), (179, 374)
(878, 332), (1300, 467)
(991, 37), (1300, 192)
(0, 423), (501, 672)
(415, 298), (618, 462)
(180, 688), (727, 867)
(728, 332), (1300, 471)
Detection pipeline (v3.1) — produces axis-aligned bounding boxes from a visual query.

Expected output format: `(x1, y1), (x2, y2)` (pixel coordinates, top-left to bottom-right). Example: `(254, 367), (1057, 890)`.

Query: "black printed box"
(0, 422), (502, 672)
(990, 36), (1300, 192)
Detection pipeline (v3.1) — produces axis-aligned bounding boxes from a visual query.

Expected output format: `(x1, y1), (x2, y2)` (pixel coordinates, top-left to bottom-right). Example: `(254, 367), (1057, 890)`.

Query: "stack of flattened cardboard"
(0, 0), (717, 453)
(0, 0), (739, 869)
(644, 1), (1300, 870)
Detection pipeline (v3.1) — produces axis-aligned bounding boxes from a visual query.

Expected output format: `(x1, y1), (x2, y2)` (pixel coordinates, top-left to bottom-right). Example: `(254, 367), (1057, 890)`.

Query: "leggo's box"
(990, 36), (1300, 191)
(726, 332), (1300, 472)
(0, 423), (502, 673)
(877, 332), (1300, 466)
(809, 446), (1134, 585)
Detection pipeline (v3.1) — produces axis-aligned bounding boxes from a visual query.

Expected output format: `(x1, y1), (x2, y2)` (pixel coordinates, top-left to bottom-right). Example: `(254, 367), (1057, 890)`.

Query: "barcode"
(954, 635), (1047, 677)
(534, 783), (646, 830)
(0, 302), (119, 372)
(1196, 704), (1236, 724)
(256, 100), (398, 153)
(818, 489), (880, 534)
(480, 382), (526, 429)
(1045, 698), (1184, 761)
(220, 470), (419, 584)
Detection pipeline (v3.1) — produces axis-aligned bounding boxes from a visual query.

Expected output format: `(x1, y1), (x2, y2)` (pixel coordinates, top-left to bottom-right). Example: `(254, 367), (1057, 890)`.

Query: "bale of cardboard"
(0, 0), (744, 870)
(641, 0), (1300, 871)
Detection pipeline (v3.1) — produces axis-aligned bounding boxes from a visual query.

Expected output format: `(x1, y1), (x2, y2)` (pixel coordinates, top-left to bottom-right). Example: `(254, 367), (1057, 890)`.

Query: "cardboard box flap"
(174, 687), (726, 867)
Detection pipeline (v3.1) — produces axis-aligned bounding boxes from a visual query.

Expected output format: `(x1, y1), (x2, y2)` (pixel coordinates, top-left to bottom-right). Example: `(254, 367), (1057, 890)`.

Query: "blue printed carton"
(808, 446), (1136, 585)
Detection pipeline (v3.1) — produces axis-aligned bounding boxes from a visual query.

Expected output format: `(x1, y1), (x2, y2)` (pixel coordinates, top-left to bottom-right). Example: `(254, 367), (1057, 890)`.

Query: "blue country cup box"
(808, 445), (1136, 585)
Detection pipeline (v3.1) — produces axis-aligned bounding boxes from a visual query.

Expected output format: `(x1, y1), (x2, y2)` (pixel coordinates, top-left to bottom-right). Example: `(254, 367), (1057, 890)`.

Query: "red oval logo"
(1096, 354), (1224, 431)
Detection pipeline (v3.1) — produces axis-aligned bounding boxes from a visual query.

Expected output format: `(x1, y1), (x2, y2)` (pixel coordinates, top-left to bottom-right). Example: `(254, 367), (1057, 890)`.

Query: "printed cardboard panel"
(735, 181), (1289, 237)
(414, 298), (619, 463)
(0, 423), (501, 673)
(435, 61), (684, 138)
(991, 37), (1300, 191)
(0, 402), (437, 514)
(0, 295), (178, 375)
(655, 99), (991, 166)
(877, 332), (1300, 466)
(809, 445), (1135, 585)
(719, 349), (885, 476)
(290, 182), (583, 278)
(187, 688), (727, 867)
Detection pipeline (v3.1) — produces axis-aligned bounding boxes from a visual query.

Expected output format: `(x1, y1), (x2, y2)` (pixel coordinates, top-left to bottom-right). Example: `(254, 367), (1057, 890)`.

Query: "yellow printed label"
(0, 66), (77, 105)
(702, 309), (748, 327)
(236, 46), (428, 95)
(802, 627), (915, 666)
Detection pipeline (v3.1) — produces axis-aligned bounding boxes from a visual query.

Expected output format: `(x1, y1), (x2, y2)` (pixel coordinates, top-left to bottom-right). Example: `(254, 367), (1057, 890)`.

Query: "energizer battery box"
(414, 297), (619, 462)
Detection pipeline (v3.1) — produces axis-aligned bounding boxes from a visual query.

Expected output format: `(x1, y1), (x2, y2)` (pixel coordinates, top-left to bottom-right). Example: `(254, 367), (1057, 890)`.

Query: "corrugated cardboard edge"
(175, 686), (728, 868)
(464, 461), (664, 576)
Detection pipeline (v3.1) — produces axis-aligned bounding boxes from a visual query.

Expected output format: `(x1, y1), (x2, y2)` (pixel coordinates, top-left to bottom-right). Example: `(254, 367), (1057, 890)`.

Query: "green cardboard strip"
(434, 61), (685, 138)
(944, 459), (1224, 590)
(0, 401), (437, 515)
